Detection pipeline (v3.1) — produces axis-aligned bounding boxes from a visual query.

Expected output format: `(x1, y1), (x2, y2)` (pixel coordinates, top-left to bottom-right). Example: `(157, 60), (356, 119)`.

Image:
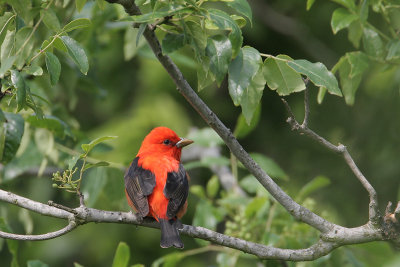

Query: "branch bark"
(0, 189), (387, 261)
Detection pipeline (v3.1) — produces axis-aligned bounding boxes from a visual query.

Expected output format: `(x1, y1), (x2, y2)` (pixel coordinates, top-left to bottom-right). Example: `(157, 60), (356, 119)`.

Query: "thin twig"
(281, 98), (380, 225)
(0, 220), (77, 241)
(302, 80), (310, 127)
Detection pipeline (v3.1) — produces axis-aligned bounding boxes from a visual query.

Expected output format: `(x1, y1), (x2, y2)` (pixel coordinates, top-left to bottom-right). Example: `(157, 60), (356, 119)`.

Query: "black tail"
(159, 219), (184, 249)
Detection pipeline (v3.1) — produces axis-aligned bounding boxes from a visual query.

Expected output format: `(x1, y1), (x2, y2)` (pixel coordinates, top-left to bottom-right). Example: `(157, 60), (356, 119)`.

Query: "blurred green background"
(0, 0), (400, 266)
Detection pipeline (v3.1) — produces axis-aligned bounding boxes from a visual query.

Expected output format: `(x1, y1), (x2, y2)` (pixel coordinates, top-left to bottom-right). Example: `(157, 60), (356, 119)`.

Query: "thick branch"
(281, 98), (379, 224)
(0, 189), (387, 261)
(105, 0), (334, 234)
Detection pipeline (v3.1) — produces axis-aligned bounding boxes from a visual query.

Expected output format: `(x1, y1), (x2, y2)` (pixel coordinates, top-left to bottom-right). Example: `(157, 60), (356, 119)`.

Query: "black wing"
(124, 157), (156, 217)
(163, 163), (189, 219)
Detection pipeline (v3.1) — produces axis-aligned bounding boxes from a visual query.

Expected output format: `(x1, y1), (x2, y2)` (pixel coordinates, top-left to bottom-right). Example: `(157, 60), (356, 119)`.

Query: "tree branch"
(281, 97), (380, 225)
(104, 0), (334, 234)
(0, 189), (388, 261)
(0, 220), (77, 241)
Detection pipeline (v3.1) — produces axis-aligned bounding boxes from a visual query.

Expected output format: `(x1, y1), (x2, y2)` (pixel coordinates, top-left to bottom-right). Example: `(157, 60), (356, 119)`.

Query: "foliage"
(0, 0), (399, 266)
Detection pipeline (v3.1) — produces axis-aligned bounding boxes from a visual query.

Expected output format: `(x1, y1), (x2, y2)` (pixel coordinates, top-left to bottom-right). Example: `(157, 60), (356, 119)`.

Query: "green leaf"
(45, 52), (61, 86)
(11, 70), (27, 111)
(331, 0), (356, 10)
(240, 66), (265, 124)
(228, 47), (262, 106)
(360, 0), (369, 22)
(161, 253), (184, 267)
(81, 136), (118, 154)
(74, 263), (84, 267)
(53, 37), (68, 52)
(331, 8), (358, 34)
(62, 18), (91, 32)
(24, 65), (43, 76)
(297, 175), (331, 201)
(224, 0), (253, 26)
(206, 35), (232, 86)
(190, 185), (206, 199)
(263, 54), (305, 96)
(112, 242), (130, 267)
(122, 6), (193, 23)
(197, 59), (215, 91)
(346, 51), (369, 78)
(234, 104), (261, 139)
(76, 0), (87, 12)
(338, 55), (364, 105)
(83, 167), (108, 207)
(245, 196), (268, 217)
(152, 253), (183, 267)
(41, 9), (61, 32)
(27, 260), (49, 267)
(136, 23), (147, 47)
(26, 115), (70, 138)
(287, 59), (342, 96)
(348, 20), (362, 48)
(184, 20), (207, 59)
(60, 36), (89, 74)
(34, 128), (54, 157)
(362, 28), (384, 58)
(162, 33), (186, 54)
(386, 40), (400, 60)
(0, 55), (15, 78)
(1, 113), (24, 164)
(83, 161), (110, 171)
(307, 0), (316, 10)
(124, 27), (141, 61)
(231, 15), (246, 28)
(248, 153), (288, 180)
(0, 12), (14, 47)
(206, 175), (219, 198)
(15, 26), (34, 69)
(1, 29), (15, 63)
(317, 87), (327, 104)
(208, 9), (243, 57)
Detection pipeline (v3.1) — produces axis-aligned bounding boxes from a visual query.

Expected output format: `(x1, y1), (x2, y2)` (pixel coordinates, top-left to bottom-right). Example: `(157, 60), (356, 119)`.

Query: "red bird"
(124, 127), (193, 248)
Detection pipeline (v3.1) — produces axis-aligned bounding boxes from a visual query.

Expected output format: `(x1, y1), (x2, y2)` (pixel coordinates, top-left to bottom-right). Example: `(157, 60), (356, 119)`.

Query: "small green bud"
(52, 183), (58, 188)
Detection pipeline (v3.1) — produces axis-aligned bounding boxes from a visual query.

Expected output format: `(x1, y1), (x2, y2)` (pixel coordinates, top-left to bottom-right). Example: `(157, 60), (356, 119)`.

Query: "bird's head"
(137, 127), (193, 161)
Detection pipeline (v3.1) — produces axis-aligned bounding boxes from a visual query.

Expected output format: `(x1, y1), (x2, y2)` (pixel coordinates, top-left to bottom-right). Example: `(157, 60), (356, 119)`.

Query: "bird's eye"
(163, 139), (171, 145)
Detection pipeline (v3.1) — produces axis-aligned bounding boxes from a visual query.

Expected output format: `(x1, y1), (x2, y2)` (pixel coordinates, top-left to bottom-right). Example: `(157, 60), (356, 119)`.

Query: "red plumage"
(124, 127), (193, 248)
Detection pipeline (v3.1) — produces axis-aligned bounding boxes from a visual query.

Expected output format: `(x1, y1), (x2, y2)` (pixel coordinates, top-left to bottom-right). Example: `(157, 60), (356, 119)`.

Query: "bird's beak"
(176, 138), (194, 148)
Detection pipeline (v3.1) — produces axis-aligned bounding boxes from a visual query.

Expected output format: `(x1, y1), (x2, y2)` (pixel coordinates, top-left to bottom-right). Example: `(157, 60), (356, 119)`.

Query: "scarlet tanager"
(124, 127), (193, 248)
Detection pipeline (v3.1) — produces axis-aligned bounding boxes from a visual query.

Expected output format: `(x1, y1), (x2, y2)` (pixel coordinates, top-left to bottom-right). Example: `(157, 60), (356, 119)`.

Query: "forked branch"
(281, 96), (379, 225)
